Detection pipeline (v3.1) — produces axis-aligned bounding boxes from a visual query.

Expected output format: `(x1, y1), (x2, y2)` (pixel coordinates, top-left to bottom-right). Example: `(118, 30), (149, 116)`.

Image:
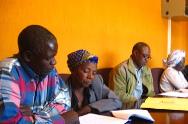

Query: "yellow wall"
(0, 0), (186, 73)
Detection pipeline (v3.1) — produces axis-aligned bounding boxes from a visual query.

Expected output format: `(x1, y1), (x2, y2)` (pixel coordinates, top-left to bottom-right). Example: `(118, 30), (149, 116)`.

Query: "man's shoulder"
(91, 74), (103, 86)
(48, 68), (59, 76)
(0, 58), (20, 72)
(163, 67), (176, 74)
(48, 69), (67, 86)
(48, 69), (64, 81)
(114, 59), (129, 70)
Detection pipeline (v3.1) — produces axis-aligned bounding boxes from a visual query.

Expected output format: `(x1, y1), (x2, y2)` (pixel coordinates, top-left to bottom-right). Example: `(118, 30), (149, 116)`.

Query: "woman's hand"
(61, 110), (80, 124)
(77, 105), (91, 116)
(177, 88), (188, 93)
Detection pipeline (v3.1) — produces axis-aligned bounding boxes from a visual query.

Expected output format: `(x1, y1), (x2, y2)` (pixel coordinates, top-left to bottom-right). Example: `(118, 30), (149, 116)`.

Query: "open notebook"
(79, 109), (154, 124)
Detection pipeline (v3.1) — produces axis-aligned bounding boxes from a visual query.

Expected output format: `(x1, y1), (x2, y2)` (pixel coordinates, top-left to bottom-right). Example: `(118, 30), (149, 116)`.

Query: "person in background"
(0, 25), (79, 124)
(160, 50), (188, 92)
(109, 42), (155, 109)
(66, 49), (122, 116)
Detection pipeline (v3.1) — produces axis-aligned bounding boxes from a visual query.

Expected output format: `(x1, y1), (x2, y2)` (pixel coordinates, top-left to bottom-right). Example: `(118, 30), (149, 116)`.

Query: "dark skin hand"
(61, 110), (80, 124)
(20, 105), (35, 122)
(20, 105), (33, 116)
(77, 105), (91, 116)
(21, 105), (80, 124)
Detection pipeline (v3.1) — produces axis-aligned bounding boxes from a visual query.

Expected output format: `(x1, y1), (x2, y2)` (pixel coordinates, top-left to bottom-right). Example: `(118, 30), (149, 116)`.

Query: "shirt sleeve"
(33, 74), (71, 124)
(164, 67), (188, 89)
(0, 69), (34, 123)
(109, 66), (137, 104)
(88, 75), (122, 112)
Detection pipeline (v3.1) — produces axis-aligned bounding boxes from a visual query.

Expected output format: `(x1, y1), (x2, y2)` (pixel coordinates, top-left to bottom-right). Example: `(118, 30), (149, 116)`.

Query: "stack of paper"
(141, 97), (188, 111)
(159, 91), (188, 98)
(79, 109), (154, 124)
(79, 113), (126, 124)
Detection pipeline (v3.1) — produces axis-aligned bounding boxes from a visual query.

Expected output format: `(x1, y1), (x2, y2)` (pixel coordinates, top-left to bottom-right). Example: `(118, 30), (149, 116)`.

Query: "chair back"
(59, 73), (70, 81)
(151, 68), (164, 94)
(97, 68), (112, 87)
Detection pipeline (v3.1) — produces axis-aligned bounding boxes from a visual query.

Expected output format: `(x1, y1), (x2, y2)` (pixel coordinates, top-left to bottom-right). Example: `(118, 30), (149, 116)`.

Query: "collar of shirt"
(20, 60), (39, 79)
(135, 67), (143, 80)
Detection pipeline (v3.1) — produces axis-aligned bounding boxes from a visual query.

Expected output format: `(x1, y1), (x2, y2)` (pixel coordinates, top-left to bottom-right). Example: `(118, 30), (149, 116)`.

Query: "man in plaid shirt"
(0, 25), (79, 124)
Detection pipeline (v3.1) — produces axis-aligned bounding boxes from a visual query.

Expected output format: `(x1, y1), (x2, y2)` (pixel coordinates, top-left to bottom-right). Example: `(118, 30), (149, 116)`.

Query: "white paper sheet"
(159, 91), (188, 98)
(79, 113), (126, 124)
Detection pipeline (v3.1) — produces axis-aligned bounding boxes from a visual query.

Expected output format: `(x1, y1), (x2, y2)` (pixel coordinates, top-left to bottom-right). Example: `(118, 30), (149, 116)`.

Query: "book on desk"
(79, 109), (154, 124)
(141, 97), (188, 111)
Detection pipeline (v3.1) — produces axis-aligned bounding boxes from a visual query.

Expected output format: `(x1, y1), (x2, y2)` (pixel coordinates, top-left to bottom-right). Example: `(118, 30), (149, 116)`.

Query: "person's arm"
(76, 105), (92, 116)
(165, 68), (188, 89)
(20, 73), (78, 123)
(32, 74), (73, 123)
(61, 110), (80, 124)
(87, 75), (122, 113)
(20, 106), (80, 124)
(0, 70), (34, 123)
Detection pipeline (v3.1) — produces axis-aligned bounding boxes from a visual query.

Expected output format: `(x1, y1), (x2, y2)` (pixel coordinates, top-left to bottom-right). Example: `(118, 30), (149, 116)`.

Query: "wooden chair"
(59, 73), (70, 81)
(151, 68), (164, 94)
(97, 68), (112, 87)
(182, 65), (188, 81)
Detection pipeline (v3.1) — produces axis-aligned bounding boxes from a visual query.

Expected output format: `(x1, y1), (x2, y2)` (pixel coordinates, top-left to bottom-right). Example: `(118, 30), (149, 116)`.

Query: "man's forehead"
(37, 41), (57, 57)
(44, 40), (57, 50)
(140, 46), (150, 53)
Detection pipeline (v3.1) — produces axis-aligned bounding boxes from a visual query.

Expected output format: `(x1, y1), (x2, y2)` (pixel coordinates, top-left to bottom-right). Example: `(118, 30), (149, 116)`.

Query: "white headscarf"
(163, 50), (185, 67)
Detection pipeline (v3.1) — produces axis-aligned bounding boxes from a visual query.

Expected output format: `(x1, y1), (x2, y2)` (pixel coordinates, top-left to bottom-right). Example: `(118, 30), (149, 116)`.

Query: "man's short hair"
(18, 25), (56, 55)
(132, 42), (149, 53)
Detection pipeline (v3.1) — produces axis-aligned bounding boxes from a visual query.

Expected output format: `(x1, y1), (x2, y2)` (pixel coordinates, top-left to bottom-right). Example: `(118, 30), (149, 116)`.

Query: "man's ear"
(133, 50), (138, 57)
(22, 51), (32, 63)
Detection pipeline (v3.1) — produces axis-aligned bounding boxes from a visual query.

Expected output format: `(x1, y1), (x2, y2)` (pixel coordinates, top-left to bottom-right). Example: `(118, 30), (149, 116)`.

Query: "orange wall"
(0, 0), (185, 73)
(171, 21), (188, 64)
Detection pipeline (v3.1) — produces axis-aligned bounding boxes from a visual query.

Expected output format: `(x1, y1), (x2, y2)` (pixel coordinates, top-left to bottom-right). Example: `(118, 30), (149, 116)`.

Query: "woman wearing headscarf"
(66, 49), (122, 116)
(160, 50), (188, 92)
